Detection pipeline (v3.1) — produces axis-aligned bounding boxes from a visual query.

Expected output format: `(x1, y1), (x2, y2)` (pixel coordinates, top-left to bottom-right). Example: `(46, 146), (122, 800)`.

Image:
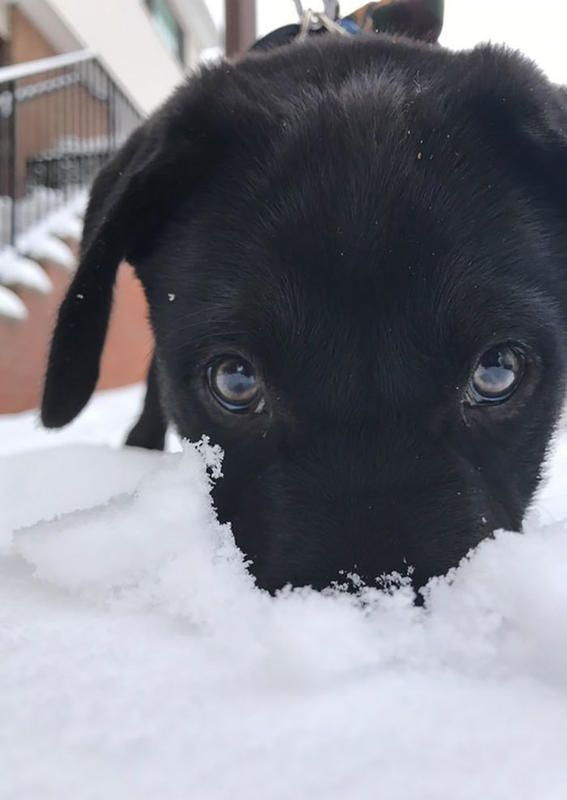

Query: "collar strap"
(250, 0), (444, 53)
(298, 9), (350, 39)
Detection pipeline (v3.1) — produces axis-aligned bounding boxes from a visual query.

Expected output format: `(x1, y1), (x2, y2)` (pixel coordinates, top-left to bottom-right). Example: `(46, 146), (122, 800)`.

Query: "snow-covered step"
(0, 284), (27, 321)
(0, 247), (52, 295)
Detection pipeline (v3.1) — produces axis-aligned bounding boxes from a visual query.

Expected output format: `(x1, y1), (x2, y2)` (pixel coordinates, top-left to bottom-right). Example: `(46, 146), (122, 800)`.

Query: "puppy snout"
(244, 444), (486, 593)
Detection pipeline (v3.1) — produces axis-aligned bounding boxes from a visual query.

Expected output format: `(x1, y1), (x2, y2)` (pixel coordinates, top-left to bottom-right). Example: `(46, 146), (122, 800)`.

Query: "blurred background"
(1, 0), (567, 416)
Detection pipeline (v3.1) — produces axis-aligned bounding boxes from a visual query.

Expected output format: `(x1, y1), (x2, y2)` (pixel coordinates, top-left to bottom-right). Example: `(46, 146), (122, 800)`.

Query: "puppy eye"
(466, 344), (526, 405)
(207, 357), (264, 413)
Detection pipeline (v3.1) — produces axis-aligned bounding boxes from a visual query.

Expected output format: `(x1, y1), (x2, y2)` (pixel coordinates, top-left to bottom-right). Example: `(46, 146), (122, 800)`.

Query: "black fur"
(42, 35), (567, 592)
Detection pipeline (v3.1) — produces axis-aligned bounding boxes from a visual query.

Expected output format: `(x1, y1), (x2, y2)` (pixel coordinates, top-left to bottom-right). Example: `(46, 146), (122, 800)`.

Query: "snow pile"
(15, 190), (87, 269)
(1, 388), (567, 799)
(0, 187), (81, 249)
(0, 283), (27, 321)
(0, 247), (52, 294)
(0, 189), (87, 320)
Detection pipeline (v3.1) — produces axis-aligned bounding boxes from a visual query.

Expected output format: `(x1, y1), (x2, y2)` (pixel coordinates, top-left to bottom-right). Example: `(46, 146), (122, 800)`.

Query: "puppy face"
(42, 37), (567, 592)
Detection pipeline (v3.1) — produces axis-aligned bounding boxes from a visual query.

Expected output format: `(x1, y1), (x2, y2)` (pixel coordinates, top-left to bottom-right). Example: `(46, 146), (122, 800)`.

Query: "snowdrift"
(1, 387), (567, 799)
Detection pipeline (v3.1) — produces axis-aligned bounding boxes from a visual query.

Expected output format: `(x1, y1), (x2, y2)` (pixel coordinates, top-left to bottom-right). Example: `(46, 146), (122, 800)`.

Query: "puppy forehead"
(177, 152), (526, 332)
(151, 55), (558, 379)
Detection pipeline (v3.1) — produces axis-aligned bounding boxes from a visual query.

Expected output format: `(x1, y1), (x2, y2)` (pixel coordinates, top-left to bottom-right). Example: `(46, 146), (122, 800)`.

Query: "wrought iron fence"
(0, 50), (142, 252)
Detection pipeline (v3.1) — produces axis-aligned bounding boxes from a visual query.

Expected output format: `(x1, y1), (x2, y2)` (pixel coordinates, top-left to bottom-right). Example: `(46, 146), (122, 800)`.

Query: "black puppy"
(41, 33), (567, 592)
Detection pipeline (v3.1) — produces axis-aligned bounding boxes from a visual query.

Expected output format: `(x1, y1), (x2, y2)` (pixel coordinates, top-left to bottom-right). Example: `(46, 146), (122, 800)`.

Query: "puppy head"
(43, 37), (567, 591)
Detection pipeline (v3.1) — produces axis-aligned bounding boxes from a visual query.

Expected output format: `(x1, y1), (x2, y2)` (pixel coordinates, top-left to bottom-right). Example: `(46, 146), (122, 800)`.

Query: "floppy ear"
(41, 124), (164, 428)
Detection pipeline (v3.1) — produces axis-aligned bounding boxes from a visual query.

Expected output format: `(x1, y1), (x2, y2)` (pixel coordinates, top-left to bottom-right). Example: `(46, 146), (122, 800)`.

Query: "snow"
(1, 188), (73, 249)
(0, 247), (52, 295)
(1, 386), (567, 799)
(0, 190), (86, 319)
(15, 191), (87, 270)
(0, 284), (28, 321)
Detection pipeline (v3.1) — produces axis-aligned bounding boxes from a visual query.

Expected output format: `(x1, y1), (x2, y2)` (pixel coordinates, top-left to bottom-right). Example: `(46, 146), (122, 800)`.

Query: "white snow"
(0, 247), (52, 295)
(0, 188), (86, 267)
(1, 188), (76, 250)
(1, 386), (567, 799)
(16, 228), (75, 270)
(0, 284), (28, 321)
(15, 191), (87, 270)
(0, 189), (87, 319)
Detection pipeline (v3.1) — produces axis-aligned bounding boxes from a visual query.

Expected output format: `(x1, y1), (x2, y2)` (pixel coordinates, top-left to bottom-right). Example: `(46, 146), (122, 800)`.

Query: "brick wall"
(9, 5), (57, 64)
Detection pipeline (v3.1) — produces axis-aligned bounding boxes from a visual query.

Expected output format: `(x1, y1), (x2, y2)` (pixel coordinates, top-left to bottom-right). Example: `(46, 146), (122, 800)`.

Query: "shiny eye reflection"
(207, 357), (264, 413)
(467, 344), (526, 405)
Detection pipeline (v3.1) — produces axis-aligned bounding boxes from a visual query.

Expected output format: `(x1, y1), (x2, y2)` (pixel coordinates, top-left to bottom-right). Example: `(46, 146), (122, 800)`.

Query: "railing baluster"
(8, 79), (16, 249)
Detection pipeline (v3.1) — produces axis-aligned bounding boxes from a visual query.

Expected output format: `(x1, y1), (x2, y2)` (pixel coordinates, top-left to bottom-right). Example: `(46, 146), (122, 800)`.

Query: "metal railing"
(0, 50), (142, 252)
